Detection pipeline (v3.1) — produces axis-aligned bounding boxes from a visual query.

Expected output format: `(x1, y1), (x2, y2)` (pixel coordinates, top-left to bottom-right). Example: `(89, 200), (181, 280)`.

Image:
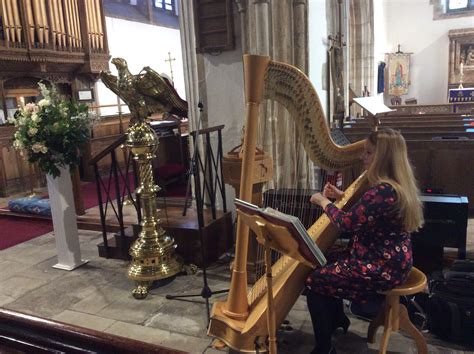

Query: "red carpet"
(0, 174), (188, 250)
(81, 172), (137, 210)
(81, 176), (187, 209)
(0, 216), (53, 250)
(157, 181), (188, 198)
(0, 175), (128, 250)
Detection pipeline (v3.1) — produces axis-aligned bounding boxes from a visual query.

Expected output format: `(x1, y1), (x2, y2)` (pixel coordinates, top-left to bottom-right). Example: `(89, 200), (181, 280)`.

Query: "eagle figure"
(100, 58), (188, 123)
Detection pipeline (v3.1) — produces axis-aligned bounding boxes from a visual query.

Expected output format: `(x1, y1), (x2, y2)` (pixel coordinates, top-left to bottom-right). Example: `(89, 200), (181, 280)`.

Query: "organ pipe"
(0, 0), (106, 51)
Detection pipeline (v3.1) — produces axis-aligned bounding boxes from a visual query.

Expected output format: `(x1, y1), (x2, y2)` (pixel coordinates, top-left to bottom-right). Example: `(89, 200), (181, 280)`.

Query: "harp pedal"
(279, 319), (293, 332)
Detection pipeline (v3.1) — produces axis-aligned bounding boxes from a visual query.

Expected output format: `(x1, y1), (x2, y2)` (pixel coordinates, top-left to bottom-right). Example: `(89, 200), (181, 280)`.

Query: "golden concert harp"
(207, 54), (368, 352)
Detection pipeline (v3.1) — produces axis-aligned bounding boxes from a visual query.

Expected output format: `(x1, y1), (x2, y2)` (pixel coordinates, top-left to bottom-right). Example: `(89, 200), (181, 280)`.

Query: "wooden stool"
(367, 267), (428, 354)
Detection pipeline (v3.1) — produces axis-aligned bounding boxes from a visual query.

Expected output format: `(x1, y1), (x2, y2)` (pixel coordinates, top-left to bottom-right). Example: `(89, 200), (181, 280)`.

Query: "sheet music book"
(235, 198), (327, 268)
(353, 97), (395, 116)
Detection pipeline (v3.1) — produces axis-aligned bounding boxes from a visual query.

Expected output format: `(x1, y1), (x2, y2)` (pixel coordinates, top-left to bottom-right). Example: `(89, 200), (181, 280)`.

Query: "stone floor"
(1, 224), (474, 354)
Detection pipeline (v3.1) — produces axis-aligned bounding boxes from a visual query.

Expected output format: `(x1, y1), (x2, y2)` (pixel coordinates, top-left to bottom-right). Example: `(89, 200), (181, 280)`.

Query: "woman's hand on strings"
(310, 192), (331, 209)
(323, 182), (344, 200)
(310, 183), (344, 209)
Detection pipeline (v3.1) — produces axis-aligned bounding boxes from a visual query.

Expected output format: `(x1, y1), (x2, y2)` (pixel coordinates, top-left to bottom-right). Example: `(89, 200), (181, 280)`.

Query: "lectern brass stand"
(126, 122), (183, 298)
(100, 57), (187, 299)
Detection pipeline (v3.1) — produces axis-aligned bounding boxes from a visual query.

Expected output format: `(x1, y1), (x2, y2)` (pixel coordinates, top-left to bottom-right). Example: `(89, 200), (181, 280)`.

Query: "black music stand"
(165, 103), (229, 323)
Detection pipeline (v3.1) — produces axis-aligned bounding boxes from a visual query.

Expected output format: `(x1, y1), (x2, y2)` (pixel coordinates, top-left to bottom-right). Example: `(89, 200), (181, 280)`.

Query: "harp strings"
(249, 103), (327, 306)
(245, 54), (364, 307)
(251, 101), (272, 304)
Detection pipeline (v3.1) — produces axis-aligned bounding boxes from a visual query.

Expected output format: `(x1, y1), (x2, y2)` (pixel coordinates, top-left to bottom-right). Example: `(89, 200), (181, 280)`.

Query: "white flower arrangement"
(10, 82), (96, 177)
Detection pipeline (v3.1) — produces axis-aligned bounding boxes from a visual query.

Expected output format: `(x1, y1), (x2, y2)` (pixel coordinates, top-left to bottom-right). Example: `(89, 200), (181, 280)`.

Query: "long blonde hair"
(366, 129), (424, 232)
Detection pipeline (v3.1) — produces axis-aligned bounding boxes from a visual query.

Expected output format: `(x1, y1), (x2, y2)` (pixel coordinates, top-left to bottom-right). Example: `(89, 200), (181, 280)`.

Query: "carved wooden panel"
(0, 125), (45, 196)
(387, 102), (474, 114)
(193, 0), (234, 53)
(343, 117), (474, 213)
(448, 28), (474, 89)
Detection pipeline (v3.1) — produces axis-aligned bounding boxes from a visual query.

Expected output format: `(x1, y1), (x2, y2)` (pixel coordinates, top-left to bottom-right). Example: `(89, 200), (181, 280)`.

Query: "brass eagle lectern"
(100, 58), (188, 299)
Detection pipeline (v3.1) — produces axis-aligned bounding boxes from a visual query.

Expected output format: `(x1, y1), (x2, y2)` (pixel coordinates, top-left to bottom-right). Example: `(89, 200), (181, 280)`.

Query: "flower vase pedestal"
(46, 165), (88, 271)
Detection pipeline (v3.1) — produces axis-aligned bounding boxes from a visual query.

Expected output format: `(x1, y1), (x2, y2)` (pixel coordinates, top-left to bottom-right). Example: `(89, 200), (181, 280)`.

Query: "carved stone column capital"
(292, 0), (307, 6)
(235, 0), (249, 53)
(235, 0), (247, 13)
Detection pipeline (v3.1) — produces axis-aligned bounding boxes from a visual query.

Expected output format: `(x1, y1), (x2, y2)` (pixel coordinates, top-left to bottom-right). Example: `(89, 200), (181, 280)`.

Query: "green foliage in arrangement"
(10, 82), (96, 177)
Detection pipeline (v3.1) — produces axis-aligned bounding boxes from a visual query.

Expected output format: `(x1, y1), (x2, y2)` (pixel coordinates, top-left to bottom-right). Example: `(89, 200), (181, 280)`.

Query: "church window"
(433, 0), (474, 19)
(446, 0), (474, 12)
(154, 0), (175, 12)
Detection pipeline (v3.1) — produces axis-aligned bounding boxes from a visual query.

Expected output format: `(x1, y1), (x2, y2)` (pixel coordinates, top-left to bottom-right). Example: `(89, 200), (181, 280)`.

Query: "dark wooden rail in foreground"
(0, 308), (185, 354)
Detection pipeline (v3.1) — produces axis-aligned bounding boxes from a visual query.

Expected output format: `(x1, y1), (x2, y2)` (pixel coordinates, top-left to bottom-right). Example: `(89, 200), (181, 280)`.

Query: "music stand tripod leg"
(257, 222), (278, 354)
(165, 229), (229, 324)
(166, 103), (229, 323)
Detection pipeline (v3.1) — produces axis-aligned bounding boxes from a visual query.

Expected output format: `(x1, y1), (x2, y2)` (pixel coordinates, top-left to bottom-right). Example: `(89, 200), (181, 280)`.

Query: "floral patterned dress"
(305, 182), (412, 303)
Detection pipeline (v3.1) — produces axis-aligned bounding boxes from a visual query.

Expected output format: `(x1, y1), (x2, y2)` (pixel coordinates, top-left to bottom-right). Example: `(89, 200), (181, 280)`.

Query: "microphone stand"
(182, 101), (202, 217)
(166, 101), (228, 324)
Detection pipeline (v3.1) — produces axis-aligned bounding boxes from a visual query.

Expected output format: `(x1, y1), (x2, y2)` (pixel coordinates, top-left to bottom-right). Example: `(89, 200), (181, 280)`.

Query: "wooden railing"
(0, 308), (185, 354)
(187, 125), (228, 222)
(88, 119), (190, 259)
(89, 133), (140, 259)
(386, 102), (474, 115)
(89, 134), (127, 165)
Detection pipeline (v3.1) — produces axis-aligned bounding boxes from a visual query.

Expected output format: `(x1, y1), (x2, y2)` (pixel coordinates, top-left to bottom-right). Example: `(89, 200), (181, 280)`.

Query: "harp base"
(208, 301), (268, 353)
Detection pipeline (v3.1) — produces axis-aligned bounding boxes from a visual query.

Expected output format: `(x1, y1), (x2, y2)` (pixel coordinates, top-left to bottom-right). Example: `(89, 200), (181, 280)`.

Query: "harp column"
(223, 54), (270, 318)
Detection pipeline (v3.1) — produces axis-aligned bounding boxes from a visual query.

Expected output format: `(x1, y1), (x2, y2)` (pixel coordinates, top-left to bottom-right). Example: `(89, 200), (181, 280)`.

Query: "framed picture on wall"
(77, 89), (94, 102)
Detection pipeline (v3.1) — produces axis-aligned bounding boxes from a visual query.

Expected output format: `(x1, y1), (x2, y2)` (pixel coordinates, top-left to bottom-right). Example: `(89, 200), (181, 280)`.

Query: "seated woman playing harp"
(308, 129), (424, 354)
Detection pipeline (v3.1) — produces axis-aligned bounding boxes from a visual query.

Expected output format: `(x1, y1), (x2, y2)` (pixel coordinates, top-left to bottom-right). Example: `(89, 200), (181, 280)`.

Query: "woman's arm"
(322, 183), (396, 233)
(310, 192), (332, 209)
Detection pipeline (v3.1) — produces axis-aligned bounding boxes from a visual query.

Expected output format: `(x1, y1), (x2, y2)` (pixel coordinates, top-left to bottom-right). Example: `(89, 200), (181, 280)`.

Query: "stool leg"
(367, 301), (386, 343)
(378, 305), (392, 354)
(398, 304), (428, 354)
(389, 297), (400, 331)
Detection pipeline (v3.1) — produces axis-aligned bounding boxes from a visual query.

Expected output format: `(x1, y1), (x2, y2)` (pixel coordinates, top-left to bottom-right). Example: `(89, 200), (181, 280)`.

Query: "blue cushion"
(8, 197), (52, 216)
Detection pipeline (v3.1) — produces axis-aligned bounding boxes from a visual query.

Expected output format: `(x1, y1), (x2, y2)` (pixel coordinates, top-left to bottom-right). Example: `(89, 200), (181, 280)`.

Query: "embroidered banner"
(387, 53), (410, 96)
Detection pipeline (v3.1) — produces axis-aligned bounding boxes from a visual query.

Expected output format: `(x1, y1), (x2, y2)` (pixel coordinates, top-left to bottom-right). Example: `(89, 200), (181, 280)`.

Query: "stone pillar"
(235, 0), (248, 54)
(178, 0), (200, 130)
(293, 0), (308, 72)
(253, 0), (270, 55)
